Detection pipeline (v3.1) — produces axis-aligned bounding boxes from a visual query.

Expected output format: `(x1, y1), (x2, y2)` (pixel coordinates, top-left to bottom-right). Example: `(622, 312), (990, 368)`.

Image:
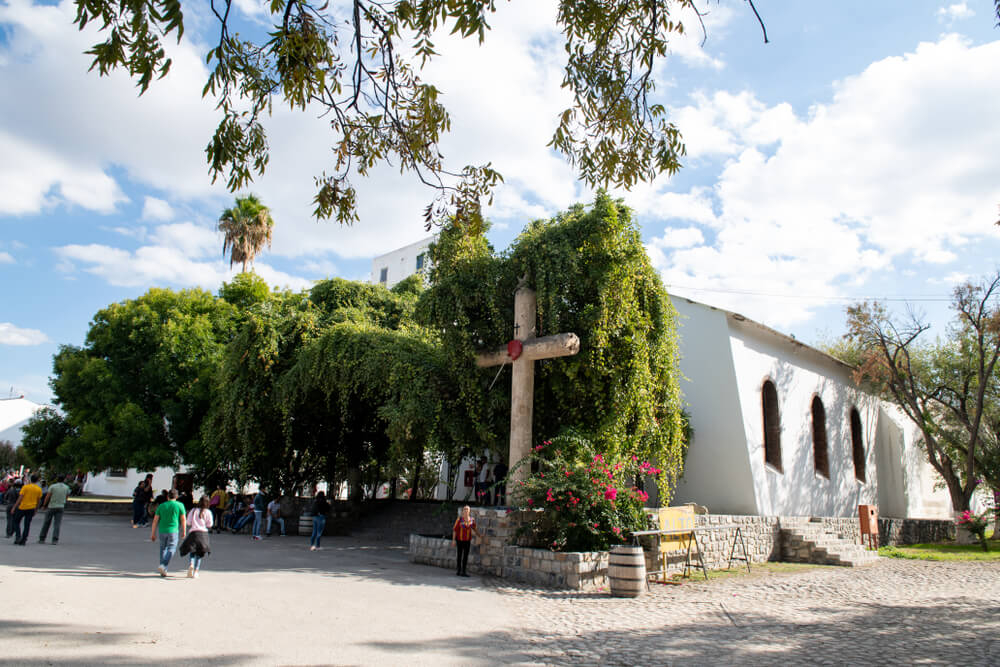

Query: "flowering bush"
(956, 509), (990, 552)
(510, 435), (660, 552)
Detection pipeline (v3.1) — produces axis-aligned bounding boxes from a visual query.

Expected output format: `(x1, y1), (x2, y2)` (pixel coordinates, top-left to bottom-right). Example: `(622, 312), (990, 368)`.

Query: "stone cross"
(475, 285), (580, 483)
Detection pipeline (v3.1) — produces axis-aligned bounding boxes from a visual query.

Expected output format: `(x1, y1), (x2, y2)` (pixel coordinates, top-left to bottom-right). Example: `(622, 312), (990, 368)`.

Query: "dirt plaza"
(1, 514), (998, 666)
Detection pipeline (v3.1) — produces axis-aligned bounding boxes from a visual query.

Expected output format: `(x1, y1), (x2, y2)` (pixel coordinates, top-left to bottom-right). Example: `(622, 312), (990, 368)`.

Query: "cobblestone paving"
(489, 560), (1000, 666)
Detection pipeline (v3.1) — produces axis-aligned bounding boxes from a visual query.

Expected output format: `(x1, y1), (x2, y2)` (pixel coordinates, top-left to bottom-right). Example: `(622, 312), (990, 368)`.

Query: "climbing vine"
(418, 192), (688, 500)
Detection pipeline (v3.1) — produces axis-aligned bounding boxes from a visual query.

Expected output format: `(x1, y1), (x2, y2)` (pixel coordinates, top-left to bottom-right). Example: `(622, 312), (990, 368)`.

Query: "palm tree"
(218, 194), (274, 273)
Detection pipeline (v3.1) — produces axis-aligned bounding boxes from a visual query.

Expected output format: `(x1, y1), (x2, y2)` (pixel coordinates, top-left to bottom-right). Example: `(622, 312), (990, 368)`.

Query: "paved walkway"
(2, 514), (998, 665)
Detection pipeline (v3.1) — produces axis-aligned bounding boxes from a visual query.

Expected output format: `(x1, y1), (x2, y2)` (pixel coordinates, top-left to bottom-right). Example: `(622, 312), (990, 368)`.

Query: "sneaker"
(309, 546), (316, 551)
(186, 564), (194, 578)
(252, 535), (261, 541)
(157, 565), (166, 578)
(52, 539), (58, 545)
(193, 570), (199, 579)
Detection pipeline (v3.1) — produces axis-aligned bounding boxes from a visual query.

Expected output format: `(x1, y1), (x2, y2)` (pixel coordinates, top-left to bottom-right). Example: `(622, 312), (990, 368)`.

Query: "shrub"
(510, 434), (659, 552)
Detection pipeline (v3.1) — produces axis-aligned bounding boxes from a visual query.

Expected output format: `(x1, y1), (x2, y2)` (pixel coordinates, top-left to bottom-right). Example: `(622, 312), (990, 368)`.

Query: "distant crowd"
(2, 469), (80, 545)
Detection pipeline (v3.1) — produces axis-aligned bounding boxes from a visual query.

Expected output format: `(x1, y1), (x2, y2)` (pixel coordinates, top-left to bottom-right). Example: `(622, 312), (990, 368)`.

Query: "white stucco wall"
(369, 236), (434, 288)
(669, 298), (759, 514)
(0, 397), (49, 448)
(84, 467), (181, 498)
(727, 319), (879, 517)
(876, 403), (954, 520)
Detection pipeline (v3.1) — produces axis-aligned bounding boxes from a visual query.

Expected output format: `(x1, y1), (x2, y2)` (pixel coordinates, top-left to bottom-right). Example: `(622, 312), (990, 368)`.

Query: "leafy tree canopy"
(51, 287), (235, 472)
(846, 274), (1000, 515)
(19, 407), (77, 474)
(71, 0), (742, 229)
(418, 191), (687, 498)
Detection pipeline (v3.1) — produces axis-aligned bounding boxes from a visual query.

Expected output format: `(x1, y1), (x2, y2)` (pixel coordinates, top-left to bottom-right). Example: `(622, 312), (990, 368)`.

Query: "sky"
(2, 0), (999, 404)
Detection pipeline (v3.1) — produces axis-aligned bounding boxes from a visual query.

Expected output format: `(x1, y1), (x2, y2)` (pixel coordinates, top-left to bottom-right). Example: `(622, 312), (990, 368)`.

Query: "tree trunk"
(410, 456), (422, 502)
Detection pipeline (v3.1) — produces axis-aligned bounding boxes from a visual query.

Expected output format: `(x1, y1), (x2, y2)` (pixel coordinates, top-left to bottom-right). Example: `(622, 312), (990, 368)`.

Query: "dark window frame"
(850, 407), (866, 482)
(761, 379), (782, 472)
(379, 267), (388, 284)
(811, 395), (830, 478)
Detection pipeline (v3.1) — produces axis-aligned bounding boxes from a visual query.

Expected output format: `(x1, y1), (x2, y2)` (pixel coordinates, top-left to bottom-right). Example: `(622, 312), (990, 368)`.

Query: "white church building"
(667, 296), (950, 520)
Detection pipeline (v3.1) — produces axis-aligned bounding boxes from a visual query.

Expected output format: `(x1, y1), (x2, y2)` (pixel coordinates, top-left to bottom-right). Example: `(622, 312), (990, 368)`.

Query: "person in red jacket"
(451, 505), (480, 577)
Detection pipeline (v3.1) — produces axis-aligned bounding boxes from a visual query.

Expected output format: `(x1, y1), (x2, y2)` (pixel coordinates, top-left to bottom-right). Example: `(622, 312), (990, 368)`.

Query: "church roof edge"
(670, 295), (856, 373)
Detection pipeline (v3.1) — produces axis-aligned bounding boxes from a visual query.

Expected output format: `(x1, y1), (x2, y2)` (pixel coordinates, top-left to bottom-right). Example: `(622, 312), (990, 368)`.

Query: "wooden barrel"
(609, 545), (646, 598)
(298, 512), (313, 537)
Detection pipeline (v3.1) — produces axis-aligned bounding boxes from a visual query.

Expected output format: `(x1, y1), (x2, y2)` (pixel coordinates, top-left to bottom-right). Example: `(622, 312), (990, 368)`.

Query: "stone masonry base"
(408, 509), (955, 591)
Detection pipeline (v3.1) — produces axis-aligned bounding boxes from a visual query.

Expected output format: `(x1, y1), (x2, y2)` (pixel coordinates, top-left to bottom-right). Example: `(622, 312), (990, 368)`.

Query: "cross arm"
(475, 333), (580, 368)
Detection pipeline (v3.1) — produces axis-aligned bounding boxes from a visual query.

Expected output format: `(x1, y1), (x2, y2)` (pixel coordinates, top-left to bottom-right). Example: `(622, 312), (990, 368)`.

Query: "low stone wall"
(503, 546), (608, 589)
(65, 498), (131, 515)
(409, 510), (959, 590)
(408, 533), (609, 589)
(879, 517), (954, 545)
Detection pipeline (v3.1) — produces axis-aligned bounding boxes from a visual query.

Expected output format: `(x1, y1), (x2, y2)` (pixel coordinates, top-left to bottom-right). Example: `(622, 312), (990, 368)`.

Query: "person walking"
(11, 474), (43, 546)
(209, 484), (228, 533)
(132, 474), (154, 528)
(309, 491), (330, 551)
(38, 474), (72, 544)
(180, 496), (213, 579)
(150, 489), (187, 577)
(451, 505), (480, 577)
(4, 480), (21, 538)
(251, 489), (266, 541)
(266, 496), (285, 537)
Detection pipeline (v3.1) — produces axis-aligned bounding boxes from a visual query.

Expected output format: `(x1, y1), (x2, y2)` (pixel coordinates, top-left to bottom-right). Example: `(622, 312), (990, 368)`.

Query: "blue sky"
(2, 0), (999, 404)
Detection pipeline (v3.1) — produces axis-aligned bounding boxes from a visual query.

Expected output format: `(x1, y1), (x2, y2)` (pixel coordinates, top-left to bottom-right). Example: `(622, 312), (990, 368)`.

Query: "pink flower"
(593, 523), (600, 529)
(612, 526), (622, 535)
(605, 487), (618, 500)
(546, 488), (555, 502)
(593, 454), (604, 463)
(631, 455), (638, 462)
(527, 499), (533, 506)
(565, 470), (571, 477)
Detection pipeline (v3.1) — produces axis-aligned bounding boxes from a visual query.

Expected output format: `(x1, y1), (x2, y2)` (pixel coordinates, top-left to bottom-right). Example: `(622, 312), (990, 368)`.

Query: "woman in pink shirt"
(180, 496), (213, 578)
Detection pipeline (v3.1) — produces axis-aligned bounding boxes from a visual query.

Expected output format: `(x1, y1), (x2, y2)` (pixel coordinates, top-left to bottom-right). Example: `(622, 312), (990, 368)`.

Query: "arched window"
(850, 407), (865, 482)
(762, 380), (782, 471)
(811, 396), (829, 478)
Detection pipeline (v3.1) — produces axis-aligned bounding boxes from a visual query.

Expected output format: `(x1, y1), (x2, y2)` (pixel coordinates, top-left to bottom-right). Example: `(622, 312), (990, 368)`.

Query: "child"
(451, 505), (480, 577)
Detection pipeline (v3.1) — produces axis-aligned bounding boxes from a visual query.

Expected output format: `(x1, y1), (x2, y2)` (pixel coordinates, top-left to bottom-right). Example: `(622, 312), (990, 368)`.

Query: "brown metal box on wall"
(858, 504), (878, 549)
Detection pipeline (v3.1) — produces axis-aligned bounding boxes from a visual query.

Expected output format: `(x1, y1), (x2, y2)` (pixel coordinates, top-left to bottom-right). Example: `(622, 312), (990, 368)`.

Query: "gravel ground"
(2, 513), (998, 666)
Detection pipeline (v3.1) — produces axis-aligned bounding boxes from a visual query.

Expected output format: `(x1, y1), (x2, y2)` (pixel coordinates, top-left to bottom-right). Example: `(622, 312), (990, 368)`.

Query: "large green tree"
(846, 274), (1000, 521)
(418, 192), (687, 498)
(51, 288), (235, 472)
(19, 408), (77, 473)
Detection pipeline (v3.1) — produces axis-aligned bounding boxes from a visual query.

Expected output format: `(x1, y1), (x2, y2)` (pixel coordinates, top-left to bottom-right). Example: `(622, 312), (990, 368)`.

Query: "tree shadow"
(0, 619), (254, 665)
(362, 598), (1000, 665)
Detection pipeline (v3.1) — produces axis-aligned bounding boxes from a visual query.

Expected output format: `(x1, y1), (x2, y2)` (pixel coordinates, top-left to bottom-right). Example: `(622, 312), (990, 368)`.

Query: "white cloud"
(937, 3), (975, 21)
(0, 251), (13, 264)
(647, 35), (1000, 328)
(141, 197), (175, 222)
(149, 222), (219, 259)
(0, 323), (49, 346)
(650, 226), (705, 250)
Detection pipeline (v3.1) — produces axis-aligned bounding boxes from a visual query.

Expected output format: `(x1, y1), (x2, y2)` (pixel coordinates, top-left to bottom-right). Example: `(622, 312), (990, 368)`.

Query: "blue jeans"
(266, 516), (285, 535)
(190, 554), (202, 571)
(39, 508), (64, 542)
(233, 514), (252, 532)
(310, 515), (326, 548)
(252, 510), (263, 537)
(159, 532), (179, 569)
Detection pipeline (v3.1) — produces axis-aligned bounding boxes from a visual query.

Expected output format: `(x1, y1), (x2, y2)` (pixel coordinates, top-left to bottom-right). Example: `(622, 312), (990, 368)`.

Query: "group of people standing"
(473, 457), (508, 506)
(143, 483), (334, 577)
(3, 472), (73, 546)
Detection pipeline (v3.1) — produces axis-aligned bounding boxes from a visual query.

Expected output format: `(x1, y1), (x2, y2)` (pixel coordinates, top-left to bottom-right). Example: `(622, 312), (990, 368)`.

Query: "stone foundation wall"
(409, 510), (959, 590)
(879, 517), (954, 545)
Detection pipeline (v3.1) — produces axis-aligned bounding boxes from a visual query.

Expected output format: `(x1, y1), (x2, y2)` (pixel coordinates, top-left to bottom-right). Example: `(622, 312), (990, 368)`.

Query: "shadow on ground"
(362, 598), (1000, 665)
(0, 619), (254, 665)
